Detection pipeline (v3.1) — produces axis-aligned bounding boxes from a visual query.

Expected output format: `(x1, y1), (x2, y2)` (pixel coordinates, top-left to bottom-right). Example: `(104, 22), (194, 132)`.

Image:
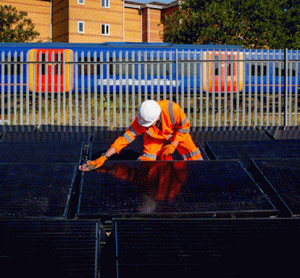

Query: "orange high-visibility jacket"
(111, 100), (190, 154)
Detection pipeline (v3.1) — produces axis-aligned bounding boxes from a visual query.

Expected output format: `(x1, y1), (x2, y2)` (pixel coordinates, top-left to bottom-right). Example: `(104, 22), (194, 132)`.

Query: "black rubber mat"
(250, 158), (300, 216)
(0, 219), (100, 277)
(112, 218), (300, 277)
(0, 163), (78, 218)
(77, 160), (276, 218)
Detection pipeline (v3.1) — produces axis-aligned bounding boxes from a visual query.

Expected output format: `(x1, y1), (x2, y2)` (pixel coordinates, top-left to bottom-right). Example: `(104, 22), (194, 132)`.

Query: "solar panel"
(261, 126), (300, 140)
(90, 137), (144, 161)
(1, 131), (92, 142)
(92, 130), (128, 142)
(0, 125), (37, 132)
(0, 142), (85, 164)
(0, 219), (100, 277)
(206, 139), (300, 166)
(77, 160), (276, 218)
(112, 218), (300, 277)
(250, 158), (300, 216)
(190, 128), (270, 148)
(0, 163), (78, 218)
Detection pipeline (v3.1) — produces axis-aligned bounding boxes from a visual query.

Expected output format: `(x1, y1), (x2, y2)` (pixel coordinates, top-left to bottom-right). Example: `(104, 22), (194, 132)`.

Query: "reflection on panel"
(77, 160), (276, 218)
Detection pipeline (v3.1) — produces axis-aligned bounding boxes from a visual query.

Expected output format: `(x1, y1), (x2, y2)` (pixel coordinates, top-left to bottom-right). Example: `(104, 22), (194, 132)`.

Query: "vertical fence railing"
(0, 49), (299, 127)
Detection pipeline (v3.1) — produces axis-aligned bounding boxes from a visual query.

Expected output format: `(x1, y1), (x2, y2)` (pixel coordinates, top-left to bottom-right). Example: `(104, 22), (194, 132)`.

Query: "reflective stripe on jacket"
(111, 100), (190, 154)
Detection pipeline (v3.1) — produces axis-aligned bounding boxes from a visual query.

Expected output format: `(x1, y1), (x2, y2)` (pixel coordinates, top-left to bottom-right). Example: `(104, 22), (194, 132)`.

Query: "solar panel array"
(1, 125), (300, 277)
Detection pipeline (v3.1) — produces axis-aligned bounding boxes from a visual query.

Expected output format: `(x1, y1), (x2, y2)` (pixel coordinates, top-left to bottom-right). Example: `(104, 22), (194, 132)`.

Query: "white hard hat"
(138, 100), (161, 127)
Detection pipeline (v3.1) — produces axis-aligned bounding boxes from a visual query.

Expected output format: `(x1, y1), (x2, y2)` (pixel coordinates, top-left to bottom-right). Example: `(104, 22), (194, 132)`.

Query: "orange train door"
(29, 49), (74, 92)
(203, 51), (243, 93)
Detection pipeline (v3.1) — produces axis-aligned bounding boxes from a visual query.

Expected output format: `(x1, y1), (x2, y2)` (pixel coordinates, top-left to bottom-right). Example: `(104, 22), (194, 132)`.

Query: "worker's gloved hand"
(162, 143), (176, 157)
(79, 155), (107, 172)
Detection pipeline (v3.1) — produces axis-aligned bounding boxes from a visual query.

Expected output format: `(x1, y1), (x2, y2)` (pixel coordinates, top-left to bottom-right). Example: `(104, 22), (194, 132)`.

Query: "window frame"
(101, 0), (110, 8)
(78, 21), (84, 33)
(101, 24), (110, 36)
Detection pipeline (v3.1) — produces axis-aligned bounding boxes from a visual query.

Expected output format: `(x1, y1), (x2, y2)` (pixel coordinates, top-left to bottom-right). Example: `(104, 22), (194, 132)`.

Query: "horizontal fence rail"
(0, 48), (300, 127)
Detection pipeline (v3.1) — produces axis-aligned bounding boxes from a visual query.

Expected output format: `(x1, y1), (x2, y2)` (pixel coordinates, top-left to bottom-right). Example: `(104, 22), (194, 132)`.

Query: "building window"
(101, 0), (109, 8)
(78, 21), (84, 33)
(101, 24), (110, 35)
(78, 0), (84, 4)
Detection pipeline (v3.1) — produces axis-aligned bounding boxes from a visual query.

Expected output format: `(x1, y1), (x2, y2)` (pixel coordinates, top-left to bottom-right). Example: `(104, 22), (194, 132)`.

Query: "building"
(0, 0), (179, 43)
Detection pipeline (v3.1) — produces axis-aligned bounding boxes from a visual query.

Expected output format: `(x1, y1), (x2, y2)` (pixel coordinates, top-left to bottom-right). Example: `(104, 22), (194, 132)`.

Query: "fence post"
(284, 48), (288, 126)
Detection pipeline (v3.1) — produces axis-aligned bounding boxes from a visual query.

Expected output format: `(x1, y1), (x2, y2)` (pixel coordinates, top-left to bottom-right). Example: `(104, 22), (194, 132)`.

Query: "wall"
(0, 0), (51, 42)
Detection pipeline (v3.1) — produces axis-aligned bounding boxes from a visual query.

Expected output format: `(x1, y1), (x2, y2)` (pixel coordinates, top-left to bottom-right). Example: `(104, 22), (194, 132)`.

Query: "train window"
(0, 56), (23, 76)
(213, 63), (232, 76)
(275, 67), (296, 76)
(78, 56), (101, 76)
(251, 64), (267, 76)
(78, 0), (84, 4)
(38, 53), (63, 76)
(108, 57), (171, 77)
(214, 65), (219, 76)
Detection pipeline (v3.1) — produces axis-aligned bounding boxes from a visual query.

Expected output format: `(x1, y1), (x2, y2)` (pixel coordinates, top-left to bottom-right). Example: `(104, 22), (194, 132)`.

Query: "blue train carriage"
(0, 42), (299, 94)
(0, 42), (243, 94)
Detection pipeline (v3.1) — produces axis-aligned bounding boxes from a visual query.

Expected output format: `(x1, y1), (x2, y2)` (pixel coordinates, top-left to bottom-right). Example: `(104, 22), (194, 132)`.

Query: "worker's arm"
(110, 117), (145, 154)
(79, 147), (117, 172)
(79, 118), (145, 172)
(169, 102), (190, 143)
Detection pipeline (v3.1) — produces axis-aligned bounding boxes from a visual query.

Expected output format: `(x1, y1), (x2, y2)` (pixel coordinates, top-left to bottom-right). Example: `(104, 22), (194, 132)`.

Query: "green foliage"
(0, 5), (40, 42)
(161, 0), (300, 49)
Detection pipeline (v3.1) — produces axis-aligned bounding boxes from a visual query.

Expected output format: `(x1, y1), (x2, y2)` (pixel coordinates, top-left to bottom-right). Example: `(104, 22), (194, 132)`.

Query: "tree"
(0, 5), (40, 42)
(161, 0), (299, 49)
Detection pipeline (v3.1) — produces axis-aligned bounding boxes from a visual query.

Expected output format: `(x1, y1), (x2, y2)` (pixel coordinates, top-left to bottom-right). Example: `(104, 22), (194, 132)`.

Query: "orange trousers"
(138, 133), (202, 161)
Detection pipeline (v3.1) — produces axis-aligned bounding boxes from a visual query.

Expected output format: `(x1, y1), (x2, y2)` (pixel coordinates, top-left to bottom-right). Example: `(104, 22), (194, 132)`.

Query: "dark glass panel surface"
(77, 160), (276, 218)
(0, 220), (100, 277)
(190, 127), (270, 148)
(0, 163), (77, 218)
(113, 218), (300, 277)
(206, 139), (300, 166)
(0, 142), (84, 163)
(251, 158), (300, 216)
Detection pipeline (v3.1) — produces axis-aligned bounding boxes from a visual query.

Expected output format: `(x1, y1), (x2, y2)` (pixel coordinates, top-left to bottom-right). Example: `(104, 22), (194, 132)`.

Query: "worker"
(79, 99), (203, 172)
